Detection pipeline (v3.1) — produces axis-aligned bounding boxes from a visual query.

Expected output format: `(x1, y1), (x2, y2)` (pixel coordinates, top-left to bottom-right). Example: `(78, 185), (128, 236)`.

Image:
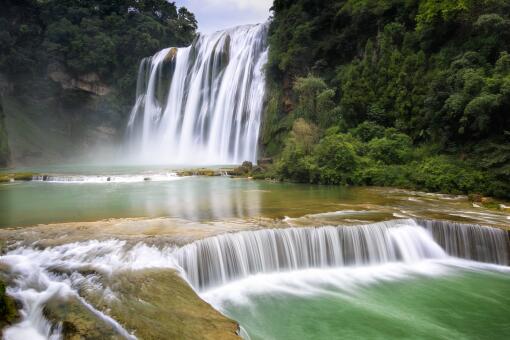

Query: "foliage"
(264, 0), (510, 198)
(0, 0), (197, 100)
(0, 280), (18, 328)
(366, 129), (412, 165)
(0, 0), (197, 167)
(0, 100), (9, 167)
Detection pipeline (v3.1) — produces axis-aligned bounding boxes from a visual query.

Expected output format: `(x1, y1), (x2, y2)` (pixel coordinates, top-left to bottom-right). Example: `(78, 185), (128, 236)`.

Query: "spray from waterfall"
(126, 24), (268, 164)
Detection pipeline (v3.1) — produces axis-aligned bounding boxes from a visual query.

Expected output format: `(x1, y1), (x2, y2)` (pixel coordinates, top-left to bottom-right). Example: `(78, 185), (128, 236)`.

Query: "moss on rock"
(0, 99), (10, 168)
(0, 281), (18, 334)
(12, 172), (34, 181)
(107, 269), (240, 339)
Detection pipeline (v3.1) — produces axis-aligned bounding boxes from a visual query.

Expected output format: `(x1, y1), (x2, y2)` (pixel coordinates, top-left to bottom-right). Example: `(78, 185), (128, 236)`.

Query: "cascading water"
(417, 219), (509, 264)
(1, 219), (508, 338)
(126, 24), (268, 164)
(175, 219), (509, 290)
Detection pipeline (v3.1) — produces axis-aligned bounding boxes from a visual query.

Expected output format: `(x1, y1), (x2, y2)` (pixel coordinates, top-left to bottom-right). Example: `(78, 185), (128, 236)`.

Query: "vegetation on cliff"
(0, 280), (18, 333)
(0, 0), (197, 166)
(263, 0), (510, 198)
(0, 100), (9, 167)
(1, 0), (196, 96)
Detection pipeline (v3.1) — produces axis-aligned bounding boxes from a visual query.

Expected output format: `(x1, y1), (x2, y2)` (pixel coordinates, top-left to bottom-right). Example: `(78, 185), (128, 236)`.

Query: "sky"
(174, 0), (273, 34)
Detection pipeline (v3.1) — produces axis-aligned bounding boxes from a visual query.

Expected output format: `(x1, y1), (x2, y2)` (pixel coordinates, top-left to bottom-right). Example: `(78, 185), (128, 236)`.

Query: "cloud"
(202, 0), (272, 12)
(175, 0), (272, 34)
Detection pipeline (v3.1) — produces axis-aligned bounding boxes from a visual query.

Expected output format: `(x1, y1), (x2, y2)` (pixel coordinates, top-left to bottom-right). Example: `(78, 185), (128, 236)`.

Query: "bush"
(357, 161), (413, 187)
(367, 130), (413, 164)
(315, 133), (359, 184)
(0, 280), (18, 327)
(410, 156), (487, 194)
(351, 121), (385, 142)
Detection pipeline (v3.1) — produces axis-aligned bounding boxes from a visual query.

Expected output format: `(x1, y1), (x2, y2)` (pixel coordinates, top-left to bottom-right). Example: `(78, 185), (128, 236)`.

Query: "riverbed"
(0, 167), (509, 339)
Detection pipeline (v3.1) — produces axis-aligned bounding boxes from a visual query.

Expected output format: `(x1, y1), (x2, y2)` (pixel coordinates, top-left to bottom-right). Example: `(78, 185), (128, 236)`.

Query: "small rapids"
(175, 219), (508, 290)
(0, 219), (508, 339)
(31, 172), (181, 183)
(1, 240), (177, 340)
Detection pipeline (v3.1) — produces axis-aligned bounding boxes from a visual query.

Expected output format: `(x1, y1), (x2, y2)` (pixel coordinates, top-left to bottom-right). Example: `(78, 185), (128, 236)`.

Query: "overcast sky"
(175, 0), (273, 34)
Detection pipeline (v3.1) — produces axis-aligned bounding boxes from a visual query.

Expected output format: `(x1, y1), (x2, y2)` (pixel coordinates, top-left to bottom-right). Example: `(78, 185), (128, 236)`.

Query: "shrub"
(366, 129), (413, 164)
(350, 121), (385, 142)
(411, 156), (487, 194)
(315, 133), (359, 184)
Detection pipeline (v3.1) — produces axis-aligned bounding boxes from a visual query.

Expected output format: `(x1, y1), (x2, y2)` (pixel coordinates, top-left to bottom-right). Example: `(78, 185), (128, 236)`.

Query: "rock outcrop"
(0, 98), (10, 168)
(47, 63), (111, 96)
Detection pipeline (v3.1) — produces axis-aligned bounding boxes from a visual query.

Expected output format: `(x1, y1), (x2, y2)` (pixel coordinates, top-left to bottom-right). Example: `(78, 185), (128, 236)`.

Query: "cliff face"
(47, 63), (112, 96)
(2, 71), (124, 166)
(0, 0), (198, 167)
(0, 99), (10, 167)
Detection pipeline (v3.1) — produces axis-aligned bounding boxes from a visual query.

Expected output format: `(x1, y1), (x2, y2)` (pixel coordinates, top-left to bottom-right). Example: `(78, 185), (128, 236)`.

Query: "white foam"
(0, 240), (178, 339)
(31, 173), (182, 183)
(201, 259), (510, 311)
(1, 219), (508, 339)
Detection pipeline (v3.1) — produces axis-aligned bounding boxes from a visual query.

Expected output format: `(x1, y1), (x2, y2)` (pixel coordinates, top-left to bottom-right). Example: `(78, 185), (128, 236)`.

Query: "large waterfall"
(126, 24), (268, 164)
(175, 219), (509, 290)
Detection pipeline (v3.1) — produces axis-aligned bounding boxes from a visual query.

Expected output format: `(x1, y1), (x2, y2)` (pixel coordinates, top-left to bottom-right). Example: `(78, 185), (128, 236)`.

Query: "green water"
(1, 170), (510, 228)
(217, 267), (510, 340)
(0, 176), (364, 227)
(1, 167), (509, 339)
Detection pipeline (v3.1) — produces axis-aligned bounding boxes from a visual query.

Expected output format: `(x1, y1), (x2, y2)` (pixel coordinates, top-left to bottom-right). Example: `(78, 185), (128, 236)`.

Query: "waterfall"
(174, 219), (509, 291)
(417, 219), (509, 265)
(1, 219), (508, 337)
(126, 24), (268, 164)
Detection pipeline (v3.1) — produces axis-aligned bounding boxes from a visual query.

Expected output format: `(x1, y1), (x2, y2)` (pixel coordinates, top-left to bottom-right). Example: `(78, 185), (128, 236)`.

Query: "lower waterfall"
(1, 219), (508, 339)
(175, 219), (509, 290)
(417, 219), (509, 265)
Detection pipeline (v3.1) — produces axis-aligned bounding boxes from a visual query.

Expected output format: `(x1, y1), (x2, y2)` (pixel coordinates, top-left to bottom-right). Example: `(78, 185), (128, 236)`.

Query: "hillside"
(261, 0), (510, 198)
(0, 0), (197, 165)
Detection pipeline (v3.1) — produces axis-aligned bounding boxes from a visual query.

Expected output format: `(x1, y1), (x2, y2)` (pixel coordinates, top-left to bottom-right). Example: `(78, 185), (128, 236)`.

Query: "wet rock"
(241, 161), (253, 170)
(61, 320), (78, 337)
(258, 158), (273, 166)
(42, 297), (119, 339)
(108, 269), (240, 339)
(47, 63), (111, 96)
(232, 161), (253, 176)
(252, 165), (264, 174)
(164, 47), (178, 63)
(468, 193), (483, 202)
(0, 280), (19, 332)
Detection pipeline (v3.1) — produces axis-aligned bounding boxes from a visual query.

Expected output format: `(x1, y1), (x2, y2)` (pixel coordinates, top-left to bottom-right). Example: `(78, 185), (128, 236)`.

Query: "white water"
(201, 258), (510, 314)
(1, 240), (148, 339)
(1, 219), (508, 338)
(175, 220), (449, 290)
(31, 172), (181, 183)
(126, 24), (268, 165)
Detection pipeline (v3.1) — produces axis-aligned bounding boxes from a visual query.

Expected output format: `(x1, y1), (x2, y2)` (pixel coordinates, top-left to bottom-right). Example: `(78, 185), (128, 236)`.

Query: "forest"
(261, 0), (510, 198)
(0, 0), (197, 166)
(1, 0), (509, 198)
